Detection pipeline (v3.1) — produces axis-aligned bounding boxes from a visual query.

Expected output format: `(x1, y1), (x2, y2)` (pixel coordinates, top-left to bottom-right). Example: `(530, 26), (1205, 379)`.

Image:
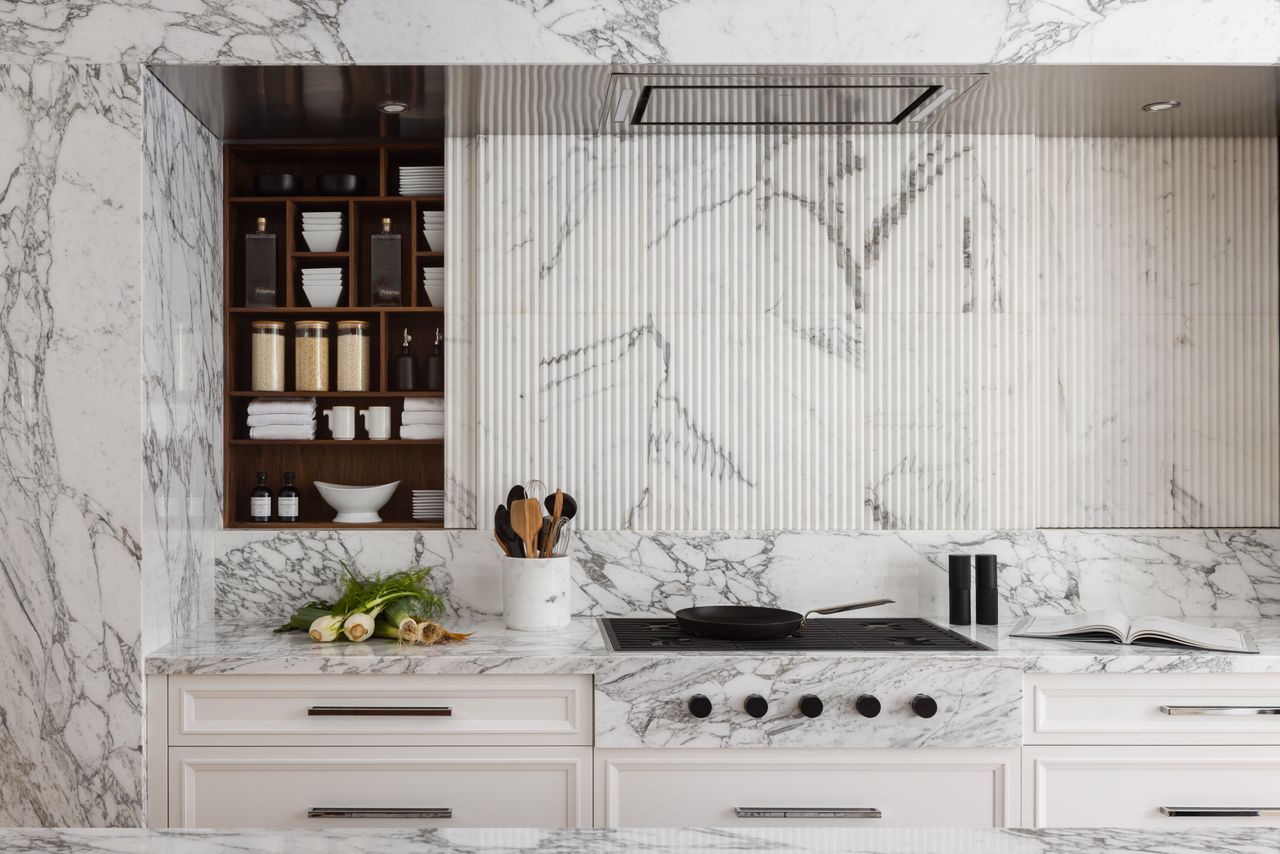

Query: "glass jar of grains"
(336, 320), (371, 391)
(294, 320), (330, 391)
(250, 320), (285, 391)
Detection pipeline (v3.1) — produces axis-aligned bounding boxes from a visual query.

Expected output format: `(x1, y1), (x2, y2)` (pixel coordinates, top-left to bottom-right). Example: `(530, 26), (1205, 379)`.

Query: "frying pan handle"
(803, 599), (895, 619)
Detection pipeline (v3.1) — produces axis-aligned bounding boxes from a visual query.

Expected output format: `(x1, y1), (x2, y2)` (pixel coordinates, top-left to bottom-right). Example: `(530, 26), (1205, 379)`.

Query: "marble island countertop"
(6, 826), (1280, 854)
(146, 616), (1280, 676)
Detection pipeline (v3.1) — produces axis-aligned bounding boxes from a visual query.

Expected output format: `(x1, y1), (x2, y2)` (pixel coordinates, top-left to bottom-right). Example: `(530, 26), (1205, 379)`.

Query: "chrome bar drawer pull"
(308, 807), (452, 819)
(1161, 806), (1280, 817)
(307, 706), (452, 717)
(734, 807), (882, 819)
(1160, 705), (1280, 716)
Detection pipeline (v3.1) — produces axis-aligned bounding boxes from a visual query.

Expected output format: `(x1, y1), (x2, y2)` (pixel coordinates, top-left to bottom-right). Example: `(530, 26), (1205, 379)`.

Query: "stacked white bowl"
(301, 211), (343, 253)
(422, 268), (445, 307)
(399, 166), (444, 196)
(421, 210), (445, 251)
(300, 267), (344, 307)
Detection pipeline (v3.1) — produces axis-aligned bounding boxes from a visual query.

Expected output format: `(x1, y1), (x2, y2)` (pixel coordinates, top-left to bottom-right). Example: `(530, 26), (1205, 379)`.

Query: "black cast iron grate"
(600, 617), (990, 652)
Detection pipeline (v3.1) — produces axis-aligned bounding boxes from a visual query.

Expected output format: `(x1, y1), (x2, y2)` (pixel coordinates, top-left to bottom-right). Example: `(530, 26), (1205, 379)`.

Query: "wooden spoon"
(512, 498), (544, 560)
(543, 488), (565, 557)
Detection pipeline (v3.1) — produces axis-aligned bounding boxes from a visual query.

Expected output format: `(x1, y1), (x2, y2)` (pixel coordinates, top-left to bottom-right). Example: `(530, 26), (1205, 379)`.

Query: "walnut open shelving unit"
(223, 142), (445, 529)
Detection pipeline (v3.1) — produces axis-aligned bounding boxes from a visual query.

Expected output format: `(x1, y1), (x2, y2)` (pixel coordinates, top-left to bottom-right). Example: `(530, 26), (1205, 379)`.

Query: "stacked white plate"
(399, 166), (444, 196)
(300, 267), (344, 307)
(422, 268), (445, 307)
(421, 210), (446, 251)
(412, 489), (445, 521)
(300, 211), (343, 253)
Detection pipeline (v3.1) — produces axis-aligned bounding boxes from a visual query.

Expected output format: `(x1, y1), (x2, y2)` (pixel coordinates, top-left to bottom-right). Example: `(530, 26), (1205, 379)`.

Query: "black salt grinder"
(975, 554), (999, 625)
(948, 554), (972, 626)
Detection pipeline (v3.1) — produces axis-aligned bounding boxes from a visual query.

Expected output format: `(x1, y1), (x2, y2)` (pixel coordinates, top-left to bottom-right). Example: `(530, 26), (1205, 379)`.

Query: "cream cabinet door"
(1025, 746), (1280, 828)
(170, 746), (591, 828)
(596, 748), (1017, 828)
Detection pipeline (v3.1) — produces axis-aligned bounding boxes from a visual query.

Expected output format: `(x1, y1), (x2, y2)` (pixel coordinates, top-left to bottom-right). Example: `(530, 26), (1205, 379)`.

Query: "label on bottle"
(250, 496), (271, 518)
(278, 496), (299, 518)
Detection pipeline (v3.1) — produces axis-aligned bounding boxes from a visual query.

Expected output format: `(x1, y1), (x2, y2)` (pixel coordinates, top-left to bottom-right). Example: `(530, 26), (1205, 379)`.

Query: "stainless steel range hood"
(601, 72), (982, 132)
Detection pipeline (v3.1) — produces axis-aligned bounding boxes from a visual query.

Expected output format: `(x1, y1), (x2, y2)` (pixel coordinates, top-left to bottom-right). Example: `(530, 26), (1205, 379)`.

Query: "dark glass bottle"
(244, 217), (278, 306)
(425, 328), (444, 391)
(277, 471), (300, 523)
(250, 471), (272, 523)
(370, 217), (402, 306)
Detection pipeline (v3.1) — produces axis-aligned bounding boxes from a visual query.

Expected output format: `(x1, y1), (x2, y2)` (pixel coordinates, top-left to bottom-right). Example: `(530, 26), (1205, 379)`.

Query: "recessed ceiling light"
(1141, 100), (1181, 113)
(379, 100), (409, 115)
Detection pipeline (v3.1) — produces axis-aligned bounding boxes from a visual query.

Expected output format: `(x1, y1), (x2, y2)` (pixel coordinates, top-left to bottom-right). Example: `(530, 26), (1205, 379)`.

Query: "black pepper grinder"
(975, 554), (999, 625)
(948, 554), (972, 626)
(425, 328), (444, 391)
(395, 328), (417, 391)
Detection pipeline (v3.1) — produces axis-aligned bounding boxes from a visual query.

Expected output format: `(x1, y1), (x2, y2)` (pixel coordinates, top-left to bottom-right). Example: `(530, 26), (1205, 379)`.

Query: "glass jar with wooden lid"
(336, 320), (371, 391)
(250, 320), (286, 391)
(294, 320), (330, 392)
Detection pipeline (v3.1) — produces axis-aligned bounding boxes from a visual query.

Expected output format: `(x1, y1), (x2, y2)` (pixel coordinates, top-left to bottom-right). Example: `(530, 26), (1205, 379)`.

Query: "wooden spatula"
(543, 488), (564, 557)
(512, 498), (543, 560)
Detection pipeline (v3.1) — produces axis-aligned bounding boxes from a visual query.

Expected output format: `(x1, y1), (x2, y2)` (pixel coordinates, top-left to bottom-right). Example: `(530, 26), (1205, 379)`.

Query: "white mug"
(360, 406), (391, 440)
(323, 406), (356, 440)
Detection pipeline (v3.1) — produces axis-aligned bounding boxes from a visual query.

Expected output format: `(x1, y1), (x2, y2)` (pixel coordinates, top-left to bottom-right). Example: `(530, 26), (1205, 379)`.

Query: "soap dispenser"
(425, 328), (444, 391)
(395, 328), (417, 391)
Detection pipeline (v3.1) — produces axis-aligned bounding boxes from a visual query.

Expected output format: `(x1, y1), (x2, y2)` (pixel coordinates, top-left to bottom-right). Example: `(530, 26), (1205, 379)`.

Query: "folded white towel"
(247, 397), (316, 416)
(403, 397), (445, 413)
(246, 413), (315, 427)
(249, 424), (316, 440)
(400, 424), (444, 440)
(400, 410), (445, 426)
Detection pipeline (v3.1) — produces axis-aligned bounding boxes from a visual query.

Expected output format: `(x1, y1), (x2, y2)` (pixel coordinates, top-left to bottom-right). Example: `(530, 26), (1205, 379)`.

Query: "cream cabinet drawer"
(169, 746), (591, 827)
(1025, 746), (1280, 827)
(169, 674), (592, 746)
(596, 749), (1016, 828)
(1025, 674), (1280, 745)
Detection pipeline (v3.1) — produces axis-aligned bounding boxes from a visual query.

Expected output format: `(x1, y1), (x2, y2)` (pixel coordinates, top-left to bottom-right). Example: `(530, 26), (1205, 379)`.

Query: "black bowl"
(253, 173), (301, 195)
(316, 173), (366, 195)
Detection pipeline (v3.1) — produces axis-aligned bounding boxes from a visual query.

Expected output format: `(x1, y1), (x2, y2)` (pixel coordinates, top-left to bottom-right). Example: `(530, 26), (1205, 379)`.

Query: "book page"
(1012, 610), (1130, 639)
(1129, 616), (1252, 652)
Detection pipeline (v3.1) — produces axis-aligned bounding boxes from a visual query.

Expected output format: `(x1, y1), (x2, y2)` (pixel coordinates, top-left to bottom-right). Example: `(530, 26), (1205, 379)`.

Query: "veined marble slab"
(3, 826), (1279, 854)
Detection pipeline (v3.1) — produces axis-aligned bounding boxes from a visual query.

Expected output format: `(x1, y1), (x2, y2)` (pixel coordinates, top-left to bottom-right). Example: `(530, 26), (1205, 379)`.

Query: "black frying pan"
(674, 598), (895, 641)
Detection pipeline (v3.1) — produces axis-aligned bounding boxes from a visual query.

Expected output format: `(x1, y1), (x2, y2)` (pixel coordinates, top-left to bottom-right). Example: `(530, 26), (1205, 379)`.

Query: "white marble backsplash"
(215, 528), (1280, 624)
(141, 71), (223, 653)
(0, 63), (144, 825)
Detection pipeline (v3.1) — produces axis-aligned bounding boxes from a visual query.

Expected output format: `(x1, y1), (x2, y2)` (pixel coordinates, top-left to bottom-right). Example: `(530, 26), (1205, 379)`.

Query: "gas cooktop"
(599, 617), (990, 652)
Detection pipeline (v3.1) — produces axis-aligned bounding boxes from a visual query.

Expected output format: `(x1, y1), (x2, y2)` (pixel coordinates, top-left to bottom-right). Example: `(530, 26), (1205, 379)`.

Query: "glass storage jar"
(336, 320), (371, 391)
(250, 320), (286, 391)
(294, 320), (330, 391)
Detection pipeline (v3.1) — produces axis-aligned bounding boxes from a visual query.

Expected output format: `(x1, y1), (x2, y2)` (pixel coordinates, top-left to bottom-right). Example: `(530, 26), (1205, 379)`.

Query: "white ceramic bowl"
(423, 283), (445, 307)
(314, 481), (400, 524)
(422, 229), (445, 250)
(301, 230), (342, 253)
(302, 284), (343, 307)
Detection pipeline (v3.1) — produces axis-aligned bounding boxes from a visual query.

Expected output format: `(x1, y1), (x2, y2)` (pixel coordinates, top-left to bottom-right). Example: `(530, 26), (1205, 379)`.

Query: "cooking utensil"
(549, 518), (571, 557)
(505, 484), (527, 513)
(674, 598), (895, 641)
(536, 516), (552, 556)
(494, 505), (523, 558)
(524, 478), (548, 504)
(543, 488), (565, 557)
(493, 528), (509, 556)
(511, 498), (544, 560)
(544, 491), (577, 522)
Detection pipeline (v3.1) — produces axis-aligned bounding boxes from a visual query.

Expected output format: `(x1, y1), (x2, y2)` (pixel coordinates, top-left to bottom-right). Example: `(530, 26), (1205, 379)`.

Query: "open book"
(1010, 610), (1257, 654)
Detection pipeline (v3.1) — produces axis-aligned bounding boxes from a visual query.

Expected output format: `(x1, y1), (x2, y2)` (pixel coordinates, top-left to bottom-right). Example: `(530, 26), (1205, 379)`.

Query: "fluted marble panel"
(9, 825), (1280, 854)
(141, 71), (223, 653)
(471, 133), (1037, 530)
(0, 64), (143, 825)
(5, 0), (1280, 64)
(215, 528), (1280, 624)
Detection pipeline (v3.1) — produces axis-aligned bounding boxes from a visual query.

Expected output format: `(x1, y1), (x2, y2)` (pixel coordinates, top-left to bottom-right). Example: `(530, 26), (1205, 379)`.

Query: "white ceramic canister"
(501, 556), (572, 631)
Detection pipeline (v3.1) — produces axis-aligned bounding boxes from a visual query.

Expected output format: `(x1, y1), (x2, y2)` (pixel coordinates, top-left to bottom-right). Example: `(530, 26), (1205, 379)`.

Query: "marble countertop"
(6, 826), (1280, 853)
(145, 616), (1280, 675)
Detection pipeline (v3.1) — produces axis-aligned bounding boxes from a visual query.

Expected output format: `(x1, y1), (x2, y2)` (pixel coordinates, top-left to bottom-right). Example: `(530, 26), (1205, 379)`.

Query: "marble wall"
(216, 527), (1280, 624)
(141, 71), (223, 654)
(0, 63), (143, 825)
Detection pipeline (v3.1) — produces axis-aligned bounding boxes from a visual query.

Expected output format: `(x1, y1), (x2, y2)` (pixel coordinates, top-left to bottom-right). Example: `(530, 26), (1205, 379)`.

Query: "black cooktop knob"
(799, 694), (824, 718)
(911, 694), (938, 719)
(745, 694), (769, 719)
(688, 694), (712, 719)
(855, 694), (882, 718)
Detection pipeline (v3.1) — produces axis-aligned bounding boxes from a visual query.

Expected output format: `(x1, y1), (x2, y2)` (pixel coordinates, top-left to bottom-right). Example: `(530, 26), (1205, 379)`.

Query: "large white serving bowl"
(315, 480), (400, 524)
